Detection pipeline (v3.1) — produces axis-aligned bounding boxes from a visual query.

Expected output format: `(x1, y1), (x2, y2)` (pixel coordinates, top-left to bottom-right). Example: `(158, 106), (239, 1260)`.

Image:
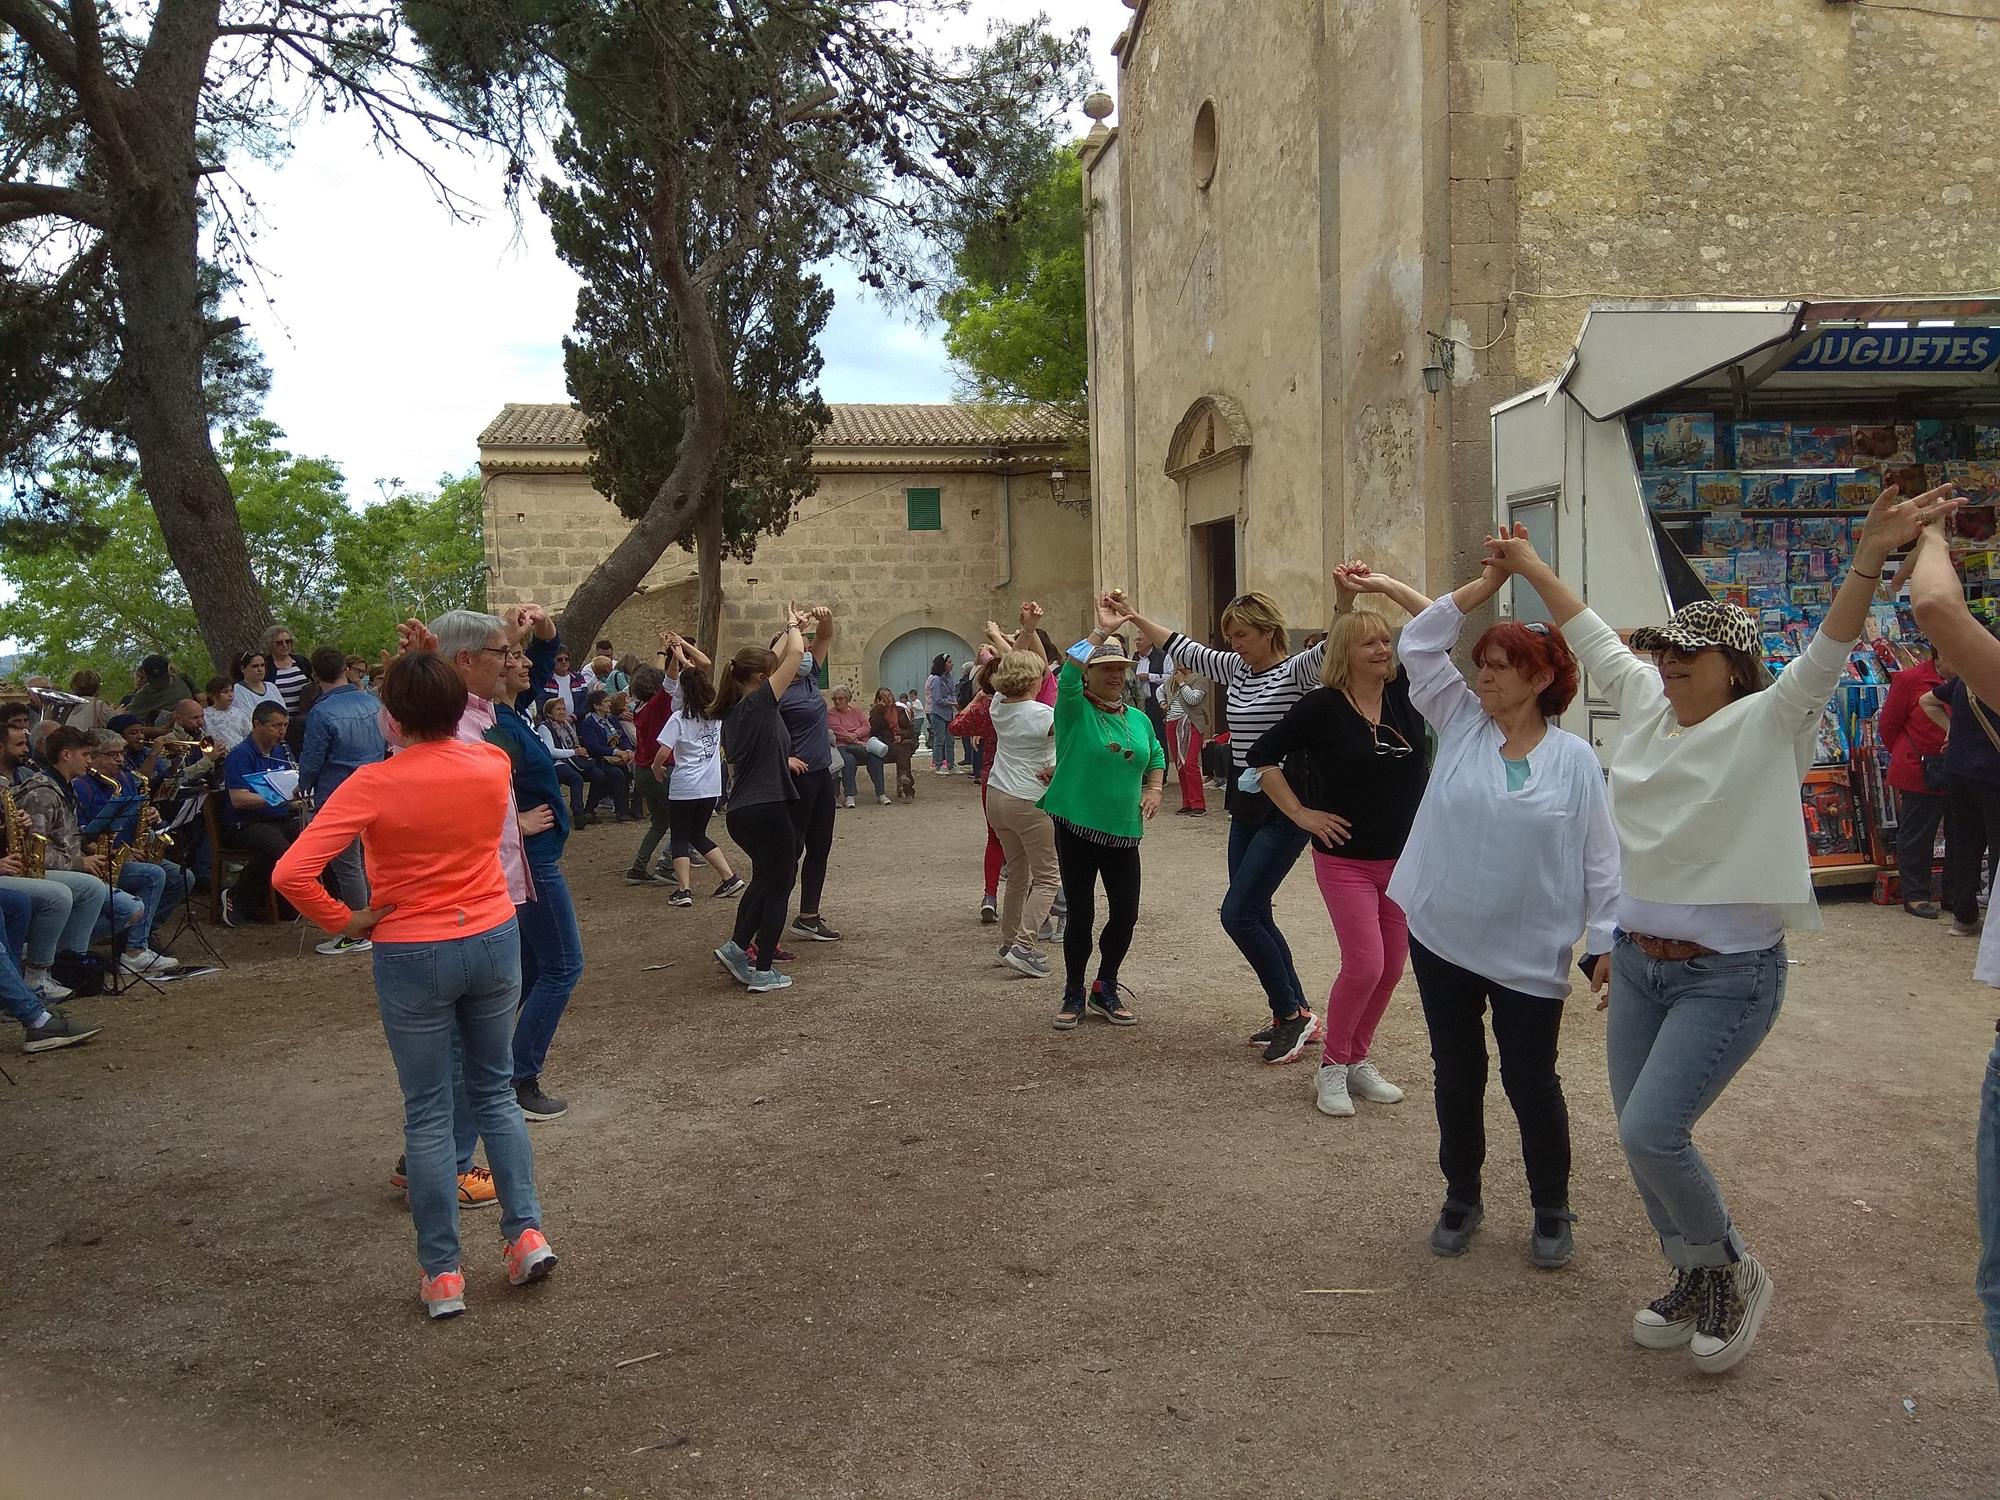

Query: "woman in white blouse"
(1485, 482), (1957, 1375)
(1337, 561), (1617, 1273)
(225, 651), (286, 740)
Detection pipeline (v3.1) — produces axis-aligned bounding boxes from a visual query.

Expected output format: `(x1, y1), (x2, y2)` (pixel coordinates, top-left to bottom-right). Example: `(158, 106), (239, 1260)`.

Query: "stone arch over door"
(1168, 394), (1252, 664)
(862, 612), (977, 698)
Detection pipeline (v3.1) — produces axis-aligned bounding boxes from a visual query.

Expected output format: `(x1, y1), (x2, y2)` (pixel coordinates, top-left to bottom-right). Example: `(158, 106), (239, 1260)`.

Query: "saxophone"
(90, 769), (141, 881)
(2, 780), (46, 878)
(136, 799), (167, 863)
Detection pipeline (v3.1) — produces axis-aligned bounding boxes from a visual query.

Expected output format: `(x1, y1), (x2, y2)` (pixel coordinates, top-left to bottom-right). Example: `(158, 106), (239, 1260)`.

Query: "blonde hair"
(1318, 608), (1394, 693)
(992, 649), (1045, 698)
(1218, 591), (1289, 657)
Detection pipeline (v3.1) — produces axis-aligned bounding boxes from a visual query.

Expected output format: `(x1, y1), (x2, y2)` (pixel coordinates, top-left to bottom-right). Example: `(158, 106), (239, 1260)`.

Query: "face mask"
(1236, 766), (1263, 793)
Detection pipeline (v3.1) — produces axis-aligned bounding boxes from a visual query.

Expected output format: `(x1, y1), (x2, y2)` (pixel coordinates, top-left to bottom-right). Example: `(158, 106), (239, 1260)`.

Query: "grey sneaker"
(514, 1078), (569, 1121)
(1691, 1254), (1774, 1374)
(1002, 945), (1051, 978)
(1531, 1208), (1577, 1269)
(979, 896), (999, 924)
(1429, 1198), (1484, 1257)
(746, 967), (793, 994)
(22, 1012), (103, 1054)
(714, 942), (754, 985)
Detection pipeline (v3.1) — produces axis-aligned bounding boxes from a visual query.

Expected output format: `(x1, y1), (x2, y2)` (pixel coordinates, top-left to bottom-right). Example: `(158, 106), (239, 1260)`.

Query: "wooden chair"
(201, 790), (278, 923)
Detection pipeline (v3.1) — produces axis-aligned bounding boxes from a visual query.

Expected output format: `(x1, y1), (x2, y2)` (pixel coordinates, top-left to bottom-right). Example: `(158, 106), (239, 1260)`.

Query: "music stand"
(152, 794), (225, 970)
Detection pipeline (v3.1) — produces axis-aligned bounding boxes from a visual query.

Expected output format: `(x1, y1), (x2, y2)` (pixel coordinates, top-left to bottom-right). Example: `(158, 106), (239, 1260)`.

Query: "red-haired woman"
(1340, 561), (1619, 1272)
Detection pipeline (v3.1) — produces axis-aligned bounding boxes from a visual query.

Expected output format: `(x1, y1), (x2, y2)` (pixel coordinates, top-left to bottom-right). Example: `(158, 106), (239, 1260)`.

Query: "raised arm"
(1011, 601), (1048, 664)
(661, 630), (712, 673)
(1484, 525), (1654, 716)
(1911, 516), (2000, 708)
(808, 606), (833, 656)
(765, 606), (809, 698)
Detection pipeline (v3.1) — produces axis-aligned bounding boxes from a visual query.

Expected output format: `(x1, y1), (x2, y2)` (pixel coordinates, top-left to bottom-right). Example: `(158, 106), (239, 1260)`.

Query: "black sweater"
(1245, 670), (1429, 859)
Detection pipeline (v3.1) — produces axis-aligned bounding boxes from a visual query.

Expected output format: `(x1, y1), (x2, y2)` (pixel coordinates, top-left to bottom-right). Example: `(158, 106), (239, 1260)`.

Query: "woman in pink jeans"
(1245, 587), (1430, 1118)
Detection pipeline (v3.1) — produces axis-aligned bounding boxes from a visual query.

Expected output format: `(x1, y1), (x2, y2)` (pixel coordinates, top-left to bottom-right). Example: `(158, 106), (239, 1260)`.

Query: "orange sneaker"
(420, 1268), (466, 1320)
(457, 1166), (498, 1209)
(503, 1227), (558, 1286)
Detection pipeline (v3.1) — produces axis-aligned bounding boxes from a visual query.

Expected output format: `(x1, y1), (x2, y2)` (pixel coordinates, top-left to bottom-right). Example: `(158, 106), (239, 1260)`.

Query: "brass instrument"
(96, 833), (132, 891)
(90, 767), (150, 875)
(1, 781), (46, 878)
(136, 800), (167, 863)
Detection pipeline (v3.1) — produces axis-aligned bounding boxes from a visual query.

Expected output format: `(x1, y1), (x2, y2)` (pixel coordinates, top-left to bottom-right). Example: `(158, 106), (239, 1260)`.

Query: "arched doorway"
(877, 627), (976, 698)
(1167, 394), (1252, 679)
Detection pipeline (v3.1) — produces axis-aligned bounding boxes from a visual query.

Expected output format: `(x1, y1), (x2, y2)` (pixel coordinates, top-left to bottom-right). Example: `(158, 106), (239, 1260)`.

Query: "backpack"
(51, 951), (106, 998)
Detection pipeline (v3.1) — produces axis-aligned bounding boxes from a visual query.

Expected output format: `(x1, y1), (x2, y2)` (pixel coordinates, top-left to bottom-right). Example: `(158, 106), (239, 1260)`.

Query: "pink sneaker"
(421, 1268), (466, 1320)
(503, 1227), (559, 1286)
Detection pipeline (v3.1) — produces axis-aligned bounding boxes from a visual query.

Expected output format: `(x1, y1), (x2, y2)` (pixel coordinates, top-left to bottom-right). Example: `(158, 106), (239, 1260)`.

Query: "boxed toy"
(1693, 471), (1746, 509)
(1836, 471), (1884, 509)
(1884, 461), (1931, 496)
(1854, 423), (1915, 464)
(1790, 473), (1838, 509)
(1702, 509), (1749, 551)
(1952, 505), (1998, 542)
(1915, 419), (1958, 464)
(1733, 421), (1791, 468)
(1975, 424), (2000, 461)
(1641, 472), (1693, 511)
(1641, 413), (1718, 470)
(1739, 551), (1787, 587)
(1741, 473), (1794, 510)
(1945, 461), (2000, 506)
(1790, 425), (1856, 468)
(1686, 556), (1736, 587)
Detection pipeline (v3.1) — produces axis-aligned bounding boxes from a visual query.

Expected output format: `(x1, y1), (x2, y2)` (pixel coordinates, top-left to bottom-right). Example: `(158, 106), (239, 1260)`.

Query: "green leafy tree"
(0, 424), (484, 686)
(415, 0), (1092, 653)
(936, 143), (1088, 424)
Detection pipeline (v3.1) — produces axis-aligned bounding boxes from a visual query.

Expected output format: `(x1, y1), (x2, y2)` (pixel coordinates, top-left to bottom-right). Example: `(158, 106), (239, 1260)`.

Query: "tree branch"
(0, 0), (82, 87)
(0, 180), (112, 228)
(66, 0), (140, 185)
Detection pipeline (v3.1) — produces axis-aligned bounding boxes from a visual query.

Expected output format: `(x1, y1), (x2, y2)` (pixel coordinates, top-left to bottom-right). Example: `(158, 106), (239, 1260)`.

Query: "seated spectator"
(14, 725), (168, 976)
(108, 713), (166, 787)
(298, 645), (388, 952)
(229, 650), (286, 738)
(0, 721), (110, 1001)
(219, 702), (305, 927)
(0, 886), (101, 1053)
(578, 689), (635, 821)
(63, 670), (116, 733)
(535, 698), (591, 820)
(203, 677), (246, 751)
(871, 688), (920, 802)
(124, 653), (199, 727)
(77, 731), (191, 962)
(830, 685), (888, 805)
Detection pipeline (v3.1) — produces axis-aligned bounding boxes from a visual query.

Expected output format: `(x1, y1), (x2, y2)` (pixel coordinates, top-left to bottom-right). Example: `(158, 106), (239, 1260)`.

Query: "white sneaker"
(316, 935), (373, 956)
(1313, 1063), (1355, 1118)
(122, 948), (180, 974)
(1347, 1059), (1404, 1104)
(877, 795), (892, 805)
(843, 796), (857, 809)
(27, 970), (71, 1001)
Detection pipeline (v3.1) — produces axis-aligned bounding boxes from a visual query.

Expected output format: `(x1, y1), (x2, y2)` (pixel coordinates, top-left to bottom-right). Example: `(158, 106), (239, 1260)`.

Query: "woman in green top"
(1019, 595), (1166, 1030)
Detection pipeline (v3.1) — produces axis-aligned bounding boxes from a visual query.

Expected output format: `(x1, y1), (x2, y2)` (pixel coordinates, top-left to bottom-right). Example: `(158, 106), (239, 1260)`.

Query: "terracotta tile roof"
(479, 402), (1079, 450)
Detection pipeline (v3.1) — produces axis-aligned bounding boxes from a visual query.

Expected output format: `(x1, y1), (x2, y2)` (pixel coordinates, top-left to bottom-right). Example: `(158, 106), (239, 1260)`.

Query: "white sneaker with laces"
(843, 796), (857, 809)
(316, 934), (373, 956)
(123, 947), (180, 974)
(1347, 1059), (1404, 1104)
(27, 970), (72, 1001)
(1313, 1063), (1355, 1118)
(876, 795), (892, 805)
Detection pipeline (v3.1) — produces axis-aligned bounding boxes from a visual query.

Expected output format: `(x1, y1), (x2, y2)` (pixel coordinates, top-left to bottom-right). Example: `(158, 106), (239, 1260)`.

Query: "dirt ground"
(4, 772), (1997, 1499)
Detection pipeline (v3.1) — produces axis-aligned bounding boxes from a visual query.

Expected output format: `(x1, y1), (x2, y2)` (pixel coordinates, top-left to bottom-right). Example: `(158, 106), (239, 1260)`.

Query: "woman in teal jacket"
(1019, 596), (1165, 1030)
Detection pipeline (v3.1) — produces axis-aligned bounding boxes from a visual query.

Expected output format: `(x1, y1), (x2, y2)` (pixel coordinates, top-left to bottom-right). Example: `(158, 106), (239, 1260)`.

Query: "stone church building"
(477, 403), (1093, 695)
(1083, 0), (2000, 644)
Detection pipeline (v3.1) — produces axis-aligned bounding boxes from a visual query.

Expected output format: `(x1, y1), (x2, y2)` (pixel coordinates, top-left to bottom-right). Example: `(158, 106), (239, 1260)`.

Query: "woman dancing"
(1025, 597), (1165, 1028)
(274, 652), (556, 1320)
(1111, 588), (1329, 1060)
(1340, 560), (1618, 1268)
(657, 642), (742, 908)
(1484, 482), (1957, 1372)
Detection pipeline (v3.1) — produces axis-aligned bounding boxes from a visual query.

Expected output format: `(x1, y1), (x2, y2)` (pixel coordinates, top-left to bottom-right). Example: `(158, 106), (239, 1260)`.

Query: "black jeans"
(1410, 937), (1571, 1213)
(1054, 821), (1141, 994)
(230, 815), (300, 912)
(727, 801), (798, 963)
(554, 761), (587, 820)
(1896, 787), (1947, 905)
(1945, 777), (2000, 924)
(789, 768), (838, 917)
(586, 760), (632, 820)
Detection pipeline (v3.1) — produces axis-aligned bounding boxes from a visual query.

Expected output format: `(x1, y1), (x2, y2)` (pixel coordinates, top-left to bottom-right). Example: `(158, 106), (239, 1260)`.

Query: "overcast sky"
(224, 2), (1117, 501)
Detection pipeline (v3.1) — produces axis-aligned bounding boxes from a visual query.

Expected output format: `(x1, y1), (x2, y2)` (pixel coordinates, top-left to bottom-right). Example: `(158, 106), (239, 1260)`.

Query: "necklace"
(1343, 688), (1383, 727)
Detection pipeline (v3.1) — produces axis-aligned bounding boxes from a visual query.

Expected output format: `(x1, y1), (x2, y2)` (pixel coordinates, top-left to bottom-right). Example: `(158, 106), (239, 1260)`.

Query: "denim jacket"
(298, 683), (389, 800)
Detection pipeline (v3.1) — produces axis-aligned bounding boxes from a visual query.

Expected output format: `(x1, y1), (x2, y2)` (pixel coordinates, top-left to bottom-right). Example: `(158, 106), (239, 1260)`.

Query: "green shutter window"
(906, 487), (942, 530)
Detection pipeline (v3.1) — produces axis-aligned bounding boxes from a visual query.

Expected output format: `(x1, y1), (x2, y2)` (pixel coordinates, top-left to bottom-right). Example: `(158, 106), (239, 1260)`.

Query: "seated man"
(535, 697), (592, 820)
(0, 722), (109, 1002)
(828, 685), (888, 805)
(0, 886), (101, 1053)
(77, 731), (192, 960)
(108, 712), (168, 788)
(219, 702), (305, 927)
(14, 725), (167, 977)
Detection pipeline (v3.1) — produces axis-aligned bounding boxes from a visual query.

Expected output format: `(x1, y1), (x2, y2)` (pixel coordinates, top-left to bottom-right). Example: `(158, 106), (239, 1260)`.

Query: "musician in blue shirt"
(78, 732), (191, 963)
(219, 702), (303, 927)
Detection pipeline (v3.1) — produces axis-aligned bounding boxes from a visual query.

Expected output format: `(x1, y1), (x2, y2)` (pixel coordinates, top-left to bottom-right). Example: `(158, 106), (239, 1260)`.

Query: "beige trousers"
(984, 786), (1060, 950)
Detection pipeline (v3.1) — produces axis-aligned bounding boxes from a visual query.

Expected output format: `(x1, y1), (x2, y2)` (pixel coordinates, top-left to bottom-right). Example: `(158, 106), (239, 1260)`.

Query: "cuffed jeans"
(513, 856), (584, 1087)
(1606, 937), (1785, 1269)
(1978, 1034), (2000, 1389)
(0, 875), (87, 969)
(1221, 814), (1311, 1021)
(839, 745), (886, 799)
(373, 919), (541, 1275)
(118, 860), (190, 948)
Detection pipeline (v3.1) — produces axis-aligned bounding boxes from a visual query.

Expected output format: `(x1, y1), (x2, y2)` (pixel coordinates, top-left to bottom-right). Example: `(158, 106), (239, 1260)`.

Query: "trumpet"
(1, 781), (46, 878)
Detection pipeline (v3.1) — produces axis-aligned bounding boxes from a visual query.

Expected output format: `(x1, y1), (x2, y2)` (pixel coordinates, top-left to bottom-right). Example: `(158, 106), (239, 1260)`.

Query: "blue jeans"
(1978, 1034), (2000, 1388)
(0, 875), (83, 969)
(373, 919), (541, 1274)
(839, 745), (886, 799)
(0, 887), (46, 1025)
(929, 714), (954, 770)
(1606, 937), (1786, 1269)
(1221, 814), (1312, 1020)
(513, 856), (583, 1086)
(117, 860), (190, 948)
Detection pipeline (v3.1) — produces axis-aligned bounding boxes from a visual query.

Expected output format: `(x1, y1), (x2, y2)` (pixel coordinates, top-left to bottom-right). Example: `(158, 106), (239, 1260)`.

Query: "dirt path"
(4, 774), (1996, 1498)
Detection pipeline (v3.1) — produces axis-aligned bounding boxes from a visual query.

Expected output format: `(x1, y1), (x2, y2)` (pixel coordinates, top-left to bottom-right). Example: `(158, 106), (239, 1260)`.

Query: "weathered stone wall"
(482, 464), (1096, 694)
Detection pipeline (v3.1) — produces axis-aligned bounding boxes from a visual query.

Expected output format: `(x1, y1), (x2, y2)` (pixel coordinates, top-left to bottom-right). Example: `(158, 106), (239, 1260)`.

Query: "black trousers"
(1896, 787), (1947, 905)
(1054, 821), (1141, 994)
(230, 816), (300, 911)
(789, 768), (838, 916)
(554, 761), (587, 819)
(1409, 937), (1572, 1213)
(586, 760), (632, 819)
(1944, 776), (2000, 924)
(727, 801), (798, 963)
(668, 797), (720, 860)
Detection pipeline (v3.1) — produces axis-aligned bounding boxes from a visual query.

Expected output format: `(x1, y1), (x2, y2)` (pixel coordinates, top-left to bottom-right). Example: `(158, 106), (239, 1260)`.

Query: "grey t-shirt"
(723, 685), (798, 811)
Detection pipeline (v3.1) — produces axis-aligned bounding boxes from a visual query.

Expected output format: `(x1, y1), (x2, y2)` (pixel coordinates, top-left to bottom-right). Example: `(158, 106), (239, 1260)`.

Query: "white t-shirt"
(988, 697), (1056, 803)
(663, 710), (724, 800)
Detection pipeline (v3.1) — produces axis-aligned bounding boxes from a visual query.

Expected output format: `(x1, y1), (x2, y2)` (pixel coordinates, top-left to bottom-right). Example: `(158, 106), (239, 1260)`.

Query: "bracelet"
(1851, 566), (1883, 581)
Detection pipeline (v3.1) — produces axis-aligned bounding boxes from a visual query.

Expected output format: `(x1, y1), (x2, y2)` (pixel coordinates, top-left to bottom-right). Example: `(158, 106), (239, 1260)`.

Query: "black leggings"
(789, 768), (838, 916)
(669, 797), (720, 860)
(727, 801), (798, 962)
(1409, 937), (1571, 1213)
(1054, 821), (1141, 994)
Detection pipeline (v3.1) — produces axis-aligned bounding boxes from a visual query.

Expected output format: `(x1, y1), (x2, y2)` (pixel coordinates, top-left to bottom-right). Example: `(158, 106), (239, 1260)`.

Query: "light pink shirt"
(456, 693), (529, 904)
